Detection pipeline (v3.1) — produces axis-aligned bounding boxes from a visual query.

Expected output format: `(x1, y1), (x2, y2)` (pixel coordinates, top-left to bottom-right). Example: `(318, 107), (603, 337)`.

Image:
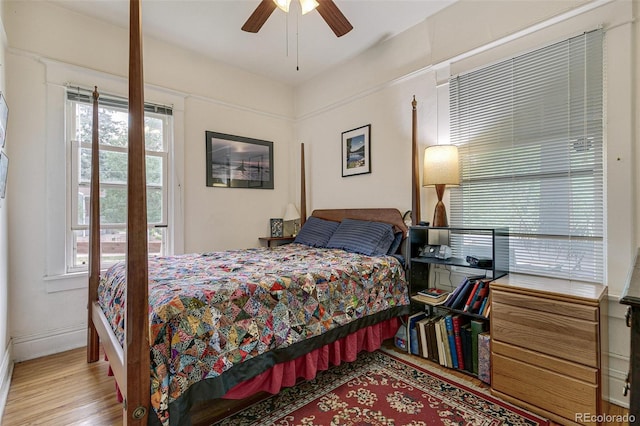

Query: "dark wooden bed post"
(87, 87), (101, 363)
(125, 0), (150, 424)
(300, 143), (306, 226)
(410, 96), (420, 225)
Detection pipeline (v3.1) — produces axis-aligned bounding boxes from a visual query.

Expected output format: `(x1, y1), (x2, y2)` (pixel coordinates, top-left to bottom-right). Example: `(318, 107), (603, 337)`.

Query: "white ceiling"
(50, 0), (457, 86)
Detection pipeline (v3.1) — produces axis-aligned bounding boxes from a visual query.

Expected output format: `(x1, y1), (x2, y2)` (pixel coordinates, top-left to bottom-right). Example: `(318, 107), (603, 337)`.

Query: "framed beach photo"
(341, 124), (371, 177)
(0, 92), (8, 148)
(205, 131), (274, 189)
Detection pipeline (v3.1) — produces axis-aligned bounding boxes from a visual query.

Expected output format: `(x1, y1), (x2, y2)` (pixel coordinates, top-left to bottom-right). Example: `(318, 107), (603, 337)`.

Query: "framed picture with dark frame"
(270, 218), (284, 237)
(341, 124), (371, 177)
(205, 131), (274, 189)
(0, 92), (8, 148)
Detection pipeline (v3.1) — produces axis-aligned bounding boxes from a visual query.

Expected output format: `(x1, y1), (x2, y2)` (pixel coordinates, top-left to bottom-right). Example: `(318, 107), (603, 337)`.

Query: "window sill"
(44, 271), (87, 293)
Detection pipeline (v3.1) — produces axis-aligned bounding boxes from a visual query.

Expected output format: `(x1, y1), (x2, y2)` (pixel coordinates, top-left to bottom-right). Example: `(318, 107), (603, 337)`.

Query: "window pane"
(145, 116), (165, 152)
(146, 155), (163, 186)
(75, 105), (165, 151)
(79, 148), (163, 187)
(79, 148), (127, 185)
(73, 227), (165, 268)
(147, 187), (163, 224)
(75, 104), (129, 148)
(77, 184), (164, 226)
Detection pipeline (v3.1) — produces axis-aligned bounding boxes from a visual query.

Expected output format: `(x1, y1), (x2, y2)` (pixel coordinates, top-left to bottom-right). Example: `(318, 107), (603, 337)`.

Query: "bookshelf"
(405, 226), (508, 379)
(408, 226), (509, 284)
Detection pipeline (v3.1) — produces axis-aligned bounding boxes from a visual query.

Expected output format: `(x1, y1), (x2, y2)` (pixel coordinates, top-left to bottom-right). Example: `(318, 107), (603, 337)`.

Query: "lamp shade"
(423, 145), (460, 186)
(274, 0), (318, 14)
(283, 203), (300, 221)
(299, 0), (319, 14)
(274, 0), (291, 12)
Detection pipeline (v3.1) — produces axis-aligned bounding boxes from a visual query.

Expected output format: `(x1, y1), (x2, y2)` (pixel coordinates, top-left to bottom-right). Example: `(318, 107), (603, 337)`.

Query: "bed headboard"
(310, 208), (408, 236)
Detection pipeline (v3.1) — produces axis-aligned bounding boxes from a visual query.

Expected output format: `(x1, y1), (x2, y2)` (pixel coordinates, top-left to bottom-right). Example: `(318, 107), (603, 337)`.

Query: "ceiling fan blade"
(316, 0), (353, 37)
(242, 0), (277, 33)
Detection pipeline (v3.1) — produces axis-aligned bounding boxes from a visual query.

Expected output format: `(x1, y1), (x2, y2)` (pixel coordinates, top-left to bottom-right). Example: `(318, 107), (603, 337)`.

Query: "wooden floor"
(2, 345), (631, 425)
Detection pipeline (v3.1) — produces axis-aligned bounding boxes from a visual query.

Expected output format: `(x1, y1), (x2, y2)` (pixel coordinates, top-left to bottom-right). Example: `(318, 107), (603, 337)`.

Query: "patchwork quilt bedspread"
(97, 243), (409, 425)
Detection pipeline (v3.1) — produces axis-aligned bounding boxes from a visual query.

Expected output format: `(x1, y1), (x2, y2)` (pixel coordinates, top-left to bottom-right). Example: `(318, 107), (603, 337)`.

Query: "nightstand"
(259, 236), (295, 248)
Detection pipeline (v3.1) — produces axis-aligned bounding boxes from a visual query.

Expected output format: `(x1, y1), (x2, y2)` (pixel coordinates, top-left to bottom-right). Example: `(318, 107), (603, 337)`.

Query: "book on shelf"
(471, 284), (490, 314)
(426, 317), (440, 363)
(407, 312), (427, 355)
(470, 319), (487, 375)
(462, 280), (481, 312)
(412, 293), (450, 306)
(444, 315), (459, 368)
(434, 317), (446, 366)
(477, 294), (489, 315)
(480, 294), (492, 317)
(447, 275), (485, 310)
(461, 323), (473, 373)
(416, 317), (431, 358)
(451, 315), (467, 370)
(477, 331), (491, 384)
(444, 277), (468, 308)
(416, 288), (450, 304)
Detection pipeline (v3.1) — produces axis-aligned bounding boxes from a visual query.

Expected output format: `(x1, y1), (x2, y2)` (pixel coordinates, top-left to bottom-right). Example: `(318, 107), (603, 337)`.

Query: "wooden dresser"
(490, 274), (607, 425)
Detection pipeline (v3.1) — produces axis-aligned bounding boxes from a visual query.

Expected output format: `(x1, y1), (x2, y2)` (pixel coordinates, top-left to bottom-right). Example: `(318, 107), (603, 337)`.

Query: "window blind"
(449, 29), (604, 283)
(66, 86), (173, 116)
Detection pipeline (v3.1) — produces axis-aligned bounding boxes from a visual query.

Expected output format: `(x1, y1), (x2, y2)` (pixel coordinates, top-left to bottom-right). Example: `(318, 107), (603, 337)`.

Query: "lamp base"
(432, 184), (448, 227)
(432, 202), (448, 227)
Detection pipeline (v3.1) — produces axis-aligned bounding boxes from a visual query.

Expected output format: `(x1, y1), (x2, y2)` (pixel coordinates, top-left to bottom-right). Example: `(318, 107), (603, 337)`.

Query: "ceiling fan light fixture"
(300, 0), (319, 15)
(273, 0), (291, 13)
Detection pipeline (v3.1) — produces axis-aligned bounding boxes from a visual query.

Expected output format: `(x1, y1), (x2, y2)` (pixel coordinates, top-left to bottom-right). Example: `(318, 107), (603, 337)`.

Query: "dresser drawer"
(492, 301), (598, 367)
(492, 353), (598, 423)
(492, 289), (598, 321)
(492, 340), (598, 384)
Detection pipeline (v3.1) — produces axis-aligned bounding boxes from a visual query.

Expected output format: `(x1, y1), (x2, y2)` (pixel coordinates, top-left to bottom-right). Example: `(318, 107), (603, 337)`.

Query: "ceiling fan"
(242, 0), (353, 38)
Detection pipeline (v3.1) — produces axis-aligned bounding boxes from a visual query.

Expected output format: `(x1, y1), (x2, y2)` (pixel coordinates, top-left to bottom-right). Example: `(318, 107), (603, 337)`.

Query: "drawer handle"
(623, 372), (630, 397)
(626, 307), (632, 328)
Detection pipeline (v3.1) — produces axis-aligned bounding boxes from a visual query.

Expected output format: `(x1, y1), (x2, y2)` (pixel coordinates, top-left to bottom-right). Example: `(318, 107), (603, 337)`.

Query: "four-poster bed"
(85, 2), (422, 425)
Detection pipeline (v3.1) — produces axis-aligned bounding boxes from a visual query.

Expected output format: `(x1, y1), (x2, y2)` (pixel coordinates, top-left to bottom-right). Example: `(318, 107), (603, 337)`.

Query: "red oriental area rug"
(214, 349), (549, 425)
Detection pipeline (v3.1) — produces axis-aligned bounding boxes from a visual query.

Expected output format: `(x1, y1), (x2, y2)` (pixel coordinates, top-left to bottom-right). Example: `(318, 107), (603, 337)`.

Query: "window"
(66, 87), (173, 271)
(449, 29), (604, 283)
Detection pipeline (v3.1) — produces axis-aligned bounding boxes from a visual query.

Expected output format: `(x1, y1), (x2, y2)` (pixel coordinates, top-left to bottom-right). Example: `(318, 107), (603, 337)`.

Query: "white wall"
(295, 0), (638, 408)
(3, 0), (295, 361)
(0, 1), (11, 419)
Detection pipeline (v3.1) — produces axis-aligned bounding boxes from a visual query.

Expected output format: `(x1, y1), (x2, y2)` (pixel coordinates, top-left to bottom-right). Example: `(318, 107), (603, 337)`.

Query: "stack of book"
(443, 276), (492, 317)
(411, 288), (451, 305)
(406, 310), (489, 376)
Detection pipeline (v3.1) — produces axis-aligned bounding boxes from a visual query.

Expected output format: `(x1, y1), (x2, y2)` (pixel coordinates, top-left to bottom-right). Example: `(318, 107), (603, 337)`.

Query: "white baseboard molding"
(12, 325), (85, 362)
(0, 339), (14, 422)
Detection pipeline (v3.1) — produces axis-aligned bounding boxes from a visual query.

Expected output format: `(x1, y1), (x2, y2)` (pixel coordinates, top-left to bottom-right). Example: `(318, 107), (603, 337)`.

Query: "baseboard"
(0, 339), (14, 422)
(11, 325), (85, 362)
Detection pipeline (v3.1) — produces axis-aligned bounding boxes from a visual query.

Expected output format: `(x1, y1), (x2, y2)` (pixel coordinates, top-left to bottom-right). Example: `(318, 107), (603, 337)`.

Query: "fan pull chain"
(285, 11), (289, 58)
(296, 12), (299, 71)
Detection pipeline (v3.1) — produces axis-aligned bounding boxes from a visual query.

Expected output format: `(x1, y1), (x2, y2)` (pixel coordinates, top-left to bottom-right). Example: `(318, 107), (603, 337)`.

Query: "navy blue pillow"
(387, 231), (404, 255)
(326, 218), (395, 256)
(293, 216), (340, 247)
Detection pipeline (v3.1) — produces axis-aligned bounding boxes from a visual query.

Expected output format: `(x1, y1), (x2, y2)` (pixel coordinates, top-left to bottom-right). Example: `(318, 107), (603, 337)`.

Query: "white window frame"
(66, 88), (173, 272)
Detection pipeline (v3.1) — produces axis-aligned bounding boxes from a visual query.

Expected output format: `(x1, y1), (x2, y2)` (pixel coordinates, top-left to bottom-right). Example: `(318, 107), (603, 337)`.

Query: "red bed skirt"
(223, 316), (401, 399)
(106, 316), (401, 403)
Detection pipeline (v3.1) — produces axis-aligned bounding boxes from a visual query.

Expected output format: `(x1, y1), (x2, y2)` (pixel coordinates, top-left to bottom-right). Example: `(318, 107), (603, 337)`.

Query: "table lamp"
(423, 145), (460, 227)
(283, 203), (301, 236)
